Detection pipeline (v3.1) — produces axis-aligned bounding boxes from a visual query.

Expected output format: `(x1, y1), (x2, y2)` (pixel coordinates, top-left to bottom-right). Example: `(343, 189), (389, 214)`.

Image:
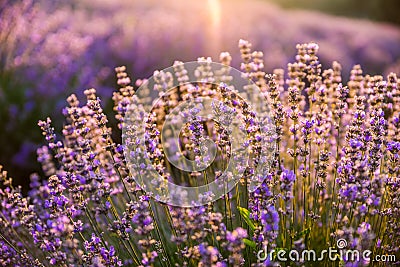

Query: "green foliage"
(243, 238), (257, 249)
(238, 206), (257, 231)
(268, 0), (400, 25)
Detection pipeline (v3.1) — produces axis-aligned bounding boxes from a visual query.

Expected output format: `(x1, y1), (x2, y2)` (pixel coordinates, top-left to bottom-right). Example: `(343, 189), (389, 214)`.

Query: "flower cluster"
(1, 39), (399, 267)
(3, 0), (400, 185)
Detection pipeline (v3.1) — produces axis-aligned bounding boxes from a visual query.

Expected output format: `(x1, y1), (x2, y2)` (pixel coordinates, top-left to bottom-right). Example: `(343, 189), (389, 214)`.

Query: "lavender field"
(0, 0), (399, 266)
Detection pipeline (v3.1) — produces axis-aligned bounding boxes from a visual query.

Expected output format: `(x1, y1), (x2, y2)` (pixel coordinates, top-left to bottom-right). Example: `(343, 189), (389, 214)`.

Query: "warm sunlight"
(206, 0), (222, 55)
(208, 0), (221, 29)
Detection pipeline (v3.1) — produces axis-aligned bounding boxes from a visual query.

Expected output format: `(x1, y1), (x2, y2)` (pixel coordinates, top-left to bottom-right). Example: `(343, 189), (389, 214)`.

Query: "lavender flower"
(1, 39), (400, 266)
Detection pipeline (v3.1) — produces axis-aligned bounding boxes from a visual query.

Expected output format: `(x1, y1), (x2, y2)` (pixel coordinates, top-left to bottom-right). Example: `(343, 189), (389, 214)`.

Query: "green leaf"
(243, 238), (256, 249)
(238, 206), (256, 231)
(294, 227), (311, 240)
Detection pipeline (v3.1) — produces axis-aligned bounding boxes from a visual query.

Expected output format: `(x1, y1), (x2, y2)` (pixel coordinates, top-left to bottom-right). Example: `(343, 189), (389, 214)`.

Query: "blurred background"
(268, 0), (400, 26)
(1, 0), (400, 191)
